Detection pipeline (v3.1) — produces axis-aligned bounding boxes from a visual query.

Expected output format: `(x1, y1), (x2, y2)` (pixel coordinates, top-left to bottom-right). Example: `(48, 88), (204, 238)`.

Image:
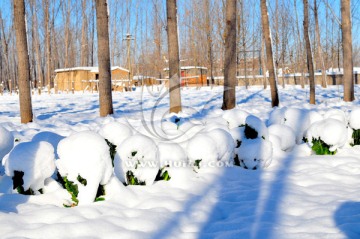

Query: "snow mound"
(324, 109), (347, 124)
(187, 133), (218, 171)
(4, 141), (55, 192)
(305, 118), (348, 152)
(268, 124), (296, 151)
(230, 127), (246, 148)
(114, 134), (159, 185)
(283, 108), (311, 143)
(157, 142), (191, 182)
(0, 126), (14, 174)
(56, 131), (113, 205)
(236, 138), (273, 169)
(98, 122), (133, 147)
(222, 109), (249, 129)
(349, 107), (360, 129)
(31, 131), (65, 159)
(206, 128), (235, 162)
(267, 107), (287, 125)
(245, 115), (268, 139)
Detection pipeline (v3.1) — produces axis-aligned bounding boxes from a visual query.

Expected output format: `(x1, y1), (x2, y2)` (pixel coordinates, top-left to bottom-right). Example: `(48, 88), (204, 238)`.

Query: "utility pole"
(123, 33), (134, 84)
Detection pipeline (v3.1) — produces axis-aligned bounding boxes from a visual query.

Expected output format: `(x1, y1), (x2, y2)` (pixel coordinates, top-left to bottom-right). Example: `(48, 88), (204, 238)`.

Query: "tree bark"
(14, 0), (33, 123)
(303, 0), (316, 105)
(221, 0), (236, 110)
(260, 0), (279, 107)
(341, 0), (354, 101)
(166, 0), (182, 113)
(204, 0), (214, 86)
(95, 0), (113, 116)
(80, 0), (89, 66)
(43, 0), (52, 90)
(314, 0), (327, 88)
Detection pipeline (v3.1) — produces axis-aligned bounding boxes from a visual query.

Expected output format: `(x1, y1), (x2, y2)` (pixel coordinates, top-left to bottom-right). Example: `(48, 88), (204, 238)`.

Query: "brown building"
(54, 66), (130, 92)
(164, 66), (208, 87)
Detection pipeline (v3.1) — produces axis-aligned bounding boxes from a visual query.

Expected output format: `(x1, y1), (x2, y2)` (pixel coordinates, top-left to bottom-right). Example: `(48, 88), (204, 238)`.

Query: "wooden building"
(164, 66), (208, 87)
(54, 66), (130, 92)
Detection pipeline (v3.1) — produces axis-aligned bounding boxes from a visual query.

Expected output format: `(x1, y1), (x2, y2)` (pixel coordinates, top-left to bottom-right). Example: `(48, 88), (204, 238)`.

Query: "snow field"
(0, 86), (360, 238)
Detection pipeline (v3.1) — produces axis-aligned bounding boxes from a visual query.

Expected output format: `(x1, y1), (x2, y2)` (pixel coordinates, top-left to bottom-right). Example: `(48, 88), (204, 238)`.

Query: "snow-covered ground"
(1, 85), (360, 239)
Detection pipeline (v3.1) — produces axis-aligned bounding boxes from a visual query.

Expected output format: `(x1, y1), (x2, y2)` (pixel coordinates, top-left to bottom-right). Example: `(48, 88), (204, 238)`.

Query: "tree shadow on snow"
(334, 201), (360, 238)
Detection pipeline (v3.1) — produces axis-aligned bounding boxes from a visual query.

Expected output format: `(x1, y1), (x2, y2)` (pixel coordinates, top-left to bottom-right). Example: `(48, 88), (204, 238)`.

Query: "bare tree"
(260, 0), (279, 107)
(314, 0), (327, 88)
(95, 0), (113, 116)
(80, 0), (89, 66)
(303, 0), (316, 104)
(221, 0), (237, 110)
(14, 0), (33, 123)
(341, 0), (354, 101)
(166, 0), (182, 113)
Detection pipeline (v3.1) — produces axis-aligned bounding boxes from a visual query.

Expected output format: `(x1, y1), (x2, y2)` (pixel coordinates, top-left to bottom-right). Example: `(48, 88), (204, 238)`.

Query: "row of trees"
(7, 0), (359, 123)
(1, 0), (359, 92)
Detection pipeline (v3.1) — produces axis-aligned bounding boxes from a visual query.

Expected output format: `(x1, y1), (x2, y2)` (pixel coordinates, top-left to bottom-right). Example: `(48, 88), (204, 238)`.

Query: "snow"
(268, 124), (296, 151)
(305, 118), (349, 152)
(3, 141), (55, 192)
(349, 107), (360, 129)
(114, 134), (159, 185)
(1, 85), (360, 238)
(56, 131), (113, 205)
(98, 121), (133, 147)
(0, 126), (14, 173)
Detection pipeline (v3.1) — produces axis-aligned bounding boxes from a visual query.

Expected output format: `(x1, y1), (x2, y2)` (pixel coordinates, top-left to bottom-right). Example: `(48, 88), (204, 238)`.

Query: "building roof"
(55, 66), (129, 73)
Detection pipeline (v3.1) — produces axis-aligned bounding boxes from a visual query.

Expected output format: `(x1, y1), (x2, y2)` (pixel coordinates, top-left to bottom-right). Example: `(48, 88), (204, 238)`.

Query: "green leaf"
(244, 124), (258, 139)
(77, 174), (87, 186)
(63, 176), (79, 206)
(352, 129), (360, 146)
(311, 138), (336, 155)
(126, 171), (146, 185)
(105, 139), (117, 167)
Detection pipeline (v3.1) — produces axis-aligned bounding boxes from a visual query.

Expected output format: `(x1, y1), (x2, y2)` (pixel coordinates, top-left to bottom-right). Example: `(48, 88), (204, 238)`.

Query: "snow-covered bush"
(114, 134), (159, 185)
(282, 108), (312, 144)
(187, 133), (218, 172)
(268, 124), (296, 151)
(98, 122), (133, 165)
(56, 131), (113, 206)
(98, 122), (133, 147)
(244, 115), (268, 140)
(3, 141), (55, 195)
(207, 128), (235, 162)
(31, 131), (64, 159)
(324, 109), (347, 124)
(349, 108), (360, 146)
(0, 126), (14, 164)
(305, 118), (348, 155)
(222, 109), (249, 129)
(235, 138), (273, 169)
(157, 142), (189, 181)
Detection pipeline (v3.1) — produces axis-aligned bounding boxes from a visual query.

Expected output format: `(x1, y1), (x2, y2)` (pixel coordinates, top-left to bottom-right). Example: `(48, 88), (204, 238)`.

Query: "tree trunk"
(303, 0), (316, 105)
(80, 0), (88, 66)
(294, 0), (305, 88)
(204, 0), (214, 86)
(31, 0), (43, 94)
(341, 0), (354, 101)
(43, 0), (52, 90)
(314, 0), (327, 88)
(166, 0), (182, 113)
(261, 36), (267, 89)
(95, 0), (113, 116)
(221, 0), (237, 110)
(14, 0), (33, 123)
(260, 0), (279, 107)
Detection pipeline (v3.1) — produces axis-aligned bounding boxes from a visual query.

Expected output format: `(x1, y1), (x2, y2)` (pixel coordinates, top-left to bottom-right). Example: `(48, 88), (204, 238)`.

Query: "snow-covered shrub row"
(267, 107), (360, 155)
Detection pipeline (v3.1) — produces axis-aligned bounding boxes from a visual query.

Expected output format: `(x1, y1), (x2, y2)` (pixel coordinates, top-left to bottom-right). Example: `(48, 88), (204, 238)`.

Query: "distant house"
(54, 66), (130, 92)
(164, 66), (208, 87)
